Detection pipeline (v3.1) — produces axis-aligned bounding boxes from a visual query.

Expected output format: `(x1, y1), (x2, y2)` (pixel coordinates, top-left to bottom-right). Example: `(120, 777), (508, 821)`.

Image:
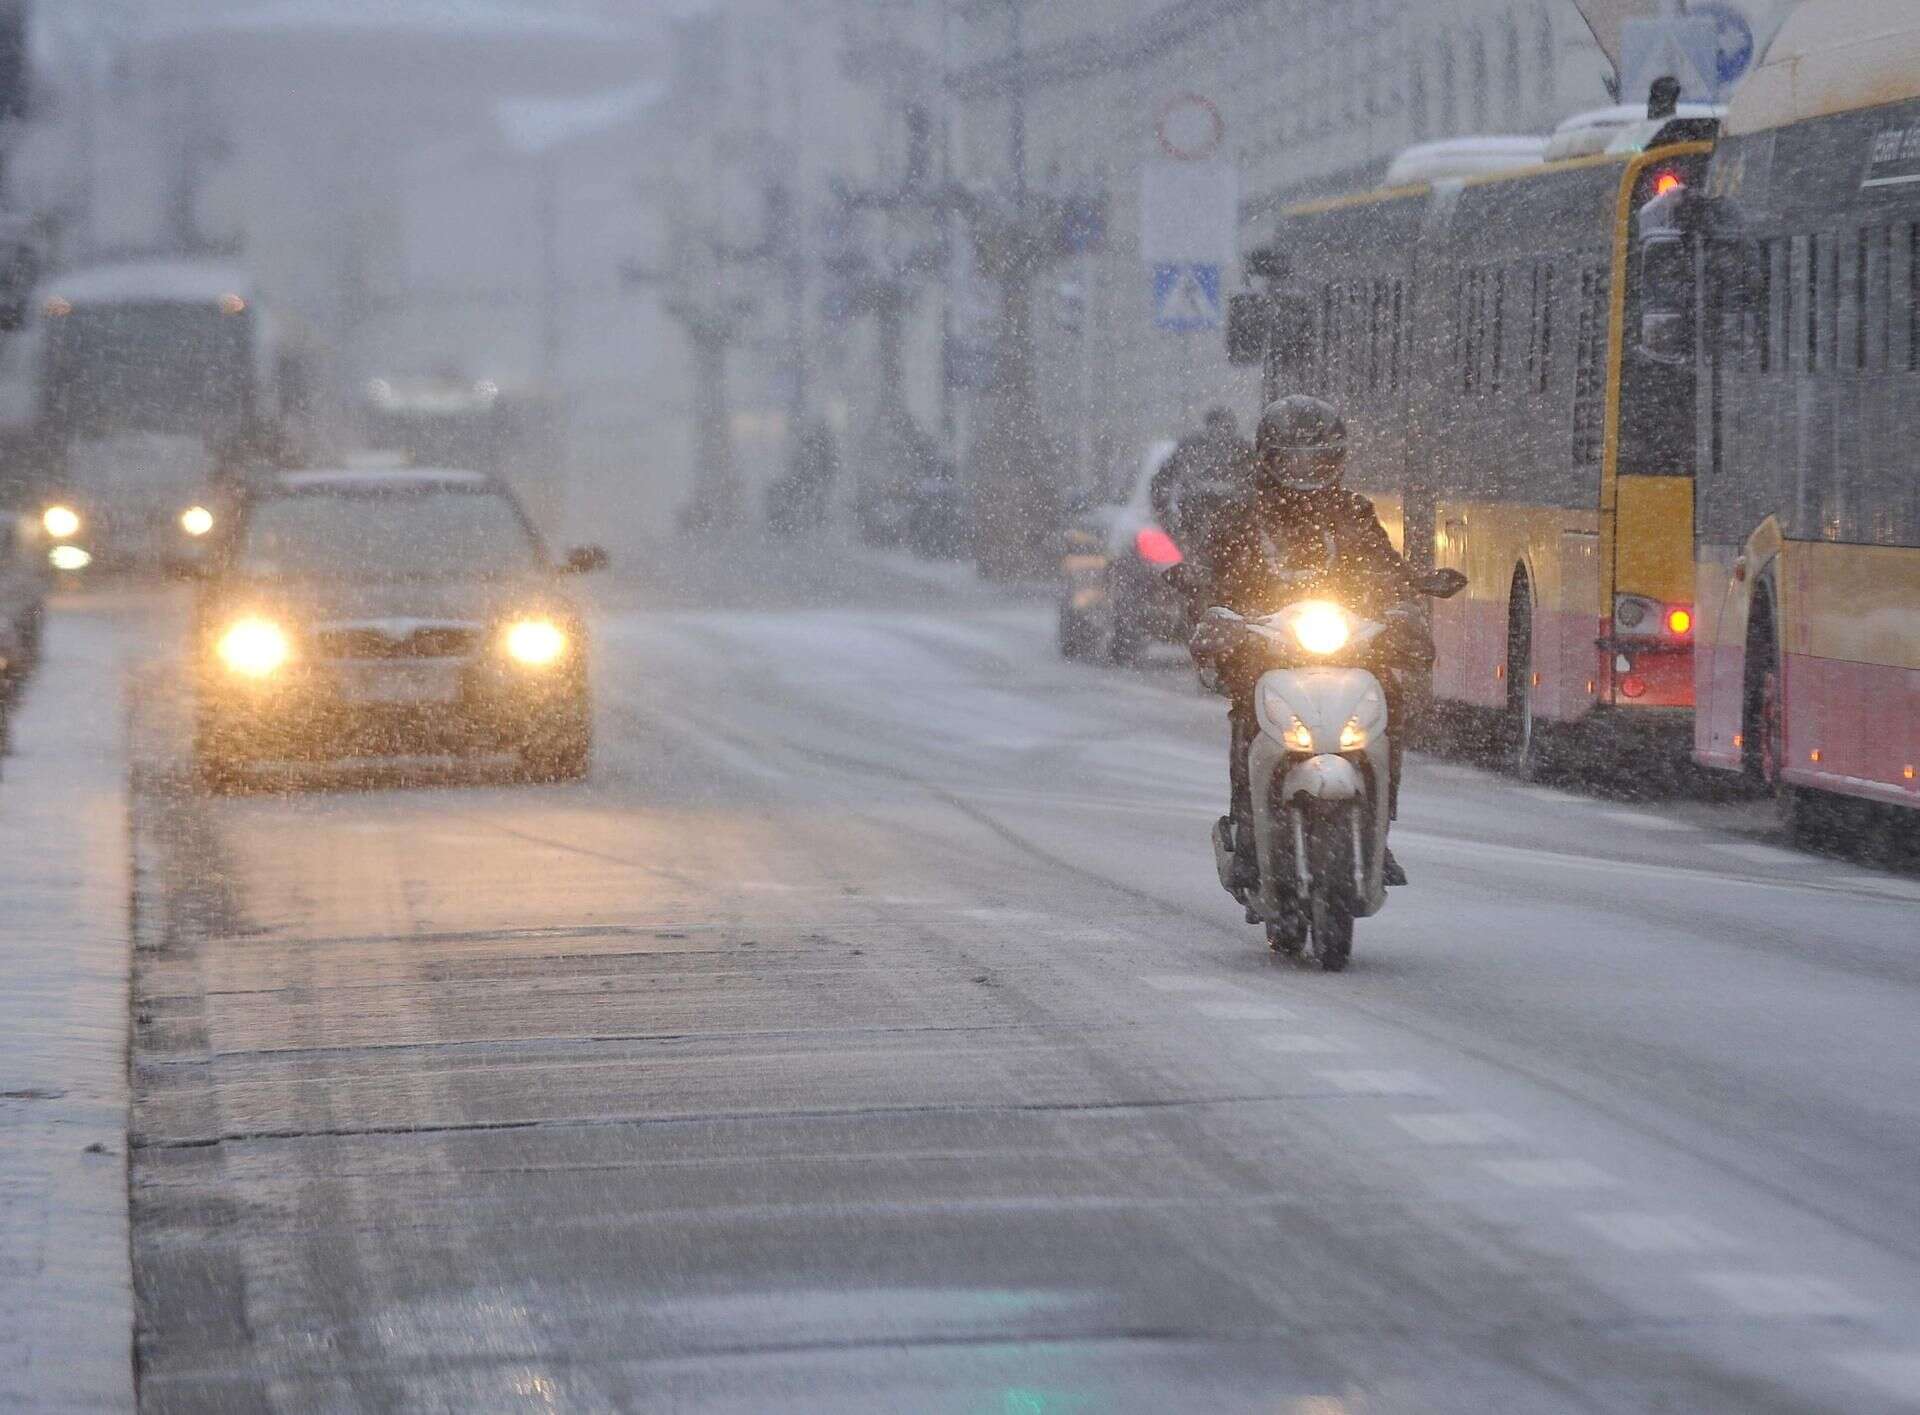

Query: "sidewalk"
(0, 601), (135, 1411)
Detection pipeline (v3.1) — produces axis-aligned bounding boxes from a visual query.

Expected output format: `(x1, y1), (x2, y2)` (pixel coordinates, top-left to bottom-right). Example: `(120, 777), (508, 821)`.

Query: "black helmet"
(1255, 395), (1346, 492)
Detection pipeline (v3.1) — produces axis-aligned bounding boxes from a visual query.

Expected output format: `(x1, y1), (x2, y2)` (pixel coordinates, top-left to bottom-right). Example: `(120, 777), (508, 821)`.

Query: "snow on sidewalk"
(0, 604), (134, 1411)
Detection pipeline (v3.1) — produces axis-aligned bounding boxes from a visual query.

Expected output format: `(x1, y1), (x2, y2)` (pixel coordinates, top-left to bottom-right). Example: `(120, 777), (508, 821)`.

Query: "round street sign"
(1156, 93), (1224, 161)
(1693, 1), (1756, 88)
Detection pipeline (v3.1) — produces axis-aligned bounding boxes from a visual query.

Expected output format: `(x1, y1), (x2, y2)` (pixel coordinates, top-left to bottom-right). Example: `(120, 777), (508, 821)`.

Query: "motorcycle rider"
(1149, 406), (1252, 552)
(1180, 395), (1429, 892)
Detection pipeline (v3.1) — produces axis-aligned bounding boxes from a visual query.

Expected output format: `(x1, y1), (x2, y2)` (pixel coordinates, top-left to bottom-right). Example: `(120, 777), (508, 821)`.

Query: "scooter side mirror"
(1417, 568), (1468, 599)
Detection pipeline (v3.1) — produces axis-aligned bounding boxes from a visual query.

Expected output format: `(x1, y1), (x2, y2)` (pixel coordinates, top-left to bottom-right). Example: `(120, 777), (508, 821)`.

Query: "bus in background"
(1230, 116), (1715, 774)
(1669, 0), (1920, 832)
(0, 258), (324, 575)
(360, 375), (564, 539)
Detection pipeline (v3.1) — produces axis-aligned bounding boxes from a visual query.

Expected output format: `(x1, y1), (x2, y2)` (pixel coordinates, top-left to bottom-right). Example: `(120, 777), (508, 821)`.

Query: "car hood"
(207, 575), (576, 629)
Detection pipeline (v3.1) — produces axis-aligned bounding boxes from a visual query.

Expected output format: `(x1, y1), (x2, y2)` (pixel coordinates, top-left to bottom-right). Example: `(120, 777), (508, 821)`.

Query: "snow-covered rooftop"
(41, 259), (256, 309)
(154, 1), (635, 45)
(1382, 137), (1547, 188)
(1544, 103), (1724, 162)
(495, 81), (663, 157)
(276, 468), (493, 491)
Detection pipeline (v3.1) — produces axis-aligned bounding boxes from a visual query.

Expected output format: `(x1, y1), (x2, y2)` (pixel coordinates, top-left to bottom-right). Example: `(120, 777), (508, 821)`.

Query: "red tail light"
(1135, 525), (1183, 567)
(1652, 170), (1685, 198)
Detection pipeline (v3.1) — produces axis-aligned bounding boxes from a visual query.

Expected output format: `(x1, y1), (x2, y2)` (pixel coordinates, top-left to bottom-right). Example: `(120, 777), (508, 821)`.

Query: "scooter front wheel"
(1311, 896), (1354, 972)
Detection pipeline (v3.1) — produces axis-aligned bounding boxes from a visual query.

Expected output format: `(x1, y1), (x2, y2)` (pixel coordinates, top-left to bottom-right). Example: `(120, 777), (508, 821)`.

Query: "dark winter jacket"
(1188, 484), (1421, 624)
(1149, 429), (1253, 548)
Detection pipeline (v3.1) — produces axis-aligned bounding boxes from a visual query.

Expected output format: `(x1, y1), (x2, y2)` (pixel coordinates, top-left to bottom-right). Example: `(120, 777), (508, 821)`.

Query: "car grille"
(314, 626), (479, 660)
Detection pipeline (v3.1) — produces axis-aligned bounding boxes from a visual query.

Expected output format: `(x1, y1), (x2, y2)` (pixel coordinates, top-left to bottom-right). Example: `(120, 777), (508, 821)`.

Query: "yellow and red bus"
(1677, 0), (1920, 827)
(1233, 124), (1715, 772)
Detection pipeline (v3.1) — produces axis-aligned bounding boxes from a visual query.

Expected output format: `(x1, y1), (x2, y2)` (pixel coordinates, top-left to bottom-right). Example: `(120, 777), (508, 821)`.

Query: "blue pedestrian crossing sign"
(1153, 263), (1222, 332)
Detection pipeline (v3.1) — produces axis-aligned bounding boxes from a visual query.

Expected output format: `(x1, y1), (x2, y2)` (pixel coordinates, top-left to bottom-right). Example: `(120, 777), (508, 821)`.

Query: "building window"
(1409, 52), (1428, 139)
(1469, 28), (1489, 131)
(1536, 10), (1555, 105)
(1503, 17), (1523, 119)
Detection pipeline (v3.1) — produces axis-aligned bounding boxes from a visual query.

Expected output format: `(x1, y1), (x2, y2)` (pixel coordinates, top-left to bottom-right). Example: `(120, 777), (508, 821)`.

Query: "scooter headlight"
(1339, 717), (1370, 751)
(1287, 600), (1352, 656)
(43, 505), (81, 540)
(217, 617), (292, 678)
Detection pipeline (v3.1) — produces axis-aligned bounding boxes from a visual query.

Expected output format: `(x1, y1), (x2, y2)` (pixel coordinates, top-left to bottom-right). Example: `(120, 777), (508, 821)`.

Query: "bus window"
(1571, 266), (1608, 468)
(1638, 234), (1694, 365)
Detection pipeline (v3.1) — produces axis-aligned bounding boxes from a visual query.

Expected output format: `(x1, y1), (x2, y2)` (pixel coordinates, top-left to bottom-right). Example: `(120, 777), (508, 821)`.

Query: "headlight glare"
(503, 618), (567, 666)
(217, 618), (291, 678)
(49, 544), (92, 571)
(43, 505), (81, 539)
(180, 505), (215, 537)
(1290, 600), (1352, 655)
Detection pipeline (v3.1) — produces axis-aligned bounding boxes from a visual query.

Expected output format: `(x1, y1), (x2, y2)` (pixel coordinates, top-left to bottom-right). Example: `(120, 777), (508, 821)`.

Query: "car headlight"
(503, 618), (568, 666)
(180, 505), (215, 537)
(43, 505), (81, 540)
(1289, 600), (1352, 655)
(217, 618), (291, 678)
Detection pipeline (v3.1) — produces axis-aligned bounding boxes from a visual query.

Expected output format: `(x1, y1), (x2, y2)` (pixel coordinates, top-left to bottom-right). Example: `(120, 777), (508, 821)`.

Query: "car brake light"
(1135, 526), (1183, 567)
(1652, 170), (1685, 198)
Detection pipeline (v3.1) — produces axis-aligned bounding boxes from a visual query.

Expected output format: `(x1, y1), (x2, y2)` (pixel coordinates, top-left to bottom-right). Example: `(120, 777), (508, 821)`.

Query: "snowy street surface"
(18, 542), (1920, 1411)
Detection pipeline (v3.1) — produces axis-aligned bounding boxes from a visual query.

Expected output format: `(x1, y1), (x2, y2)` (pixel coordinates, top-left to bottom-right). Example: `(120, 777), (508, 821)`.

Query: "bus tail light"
(1135, 526), (1183, 567)
(1614, 595), (1693, 639)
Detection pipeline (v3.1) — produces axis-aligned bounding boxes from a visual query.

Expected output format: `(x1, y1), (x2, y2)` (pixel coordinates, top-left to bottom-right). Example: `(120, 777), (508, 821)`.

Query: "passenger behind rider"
(1176, 395), (1430, 891)
(1148, 406), (1253, 553)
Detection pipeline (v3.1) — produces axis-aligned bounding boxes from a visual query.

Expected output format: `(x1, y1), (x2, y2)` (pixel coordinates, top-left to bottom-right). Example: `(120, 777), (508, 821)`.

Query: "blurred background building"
(2, 0), (1803, 561)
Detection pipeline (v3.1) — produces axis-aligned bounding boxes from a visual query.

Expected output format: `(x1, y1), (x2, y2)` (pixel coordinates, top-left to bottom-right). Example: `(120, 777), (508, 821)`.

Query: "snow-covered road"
(73, 546), (1920, 1411)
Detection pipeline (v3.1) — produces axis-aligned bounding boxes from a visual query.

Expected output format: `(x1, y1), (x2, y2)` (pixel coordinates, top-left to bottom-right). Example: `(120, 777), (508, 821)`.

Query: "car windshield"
(235, 486), (543, 580)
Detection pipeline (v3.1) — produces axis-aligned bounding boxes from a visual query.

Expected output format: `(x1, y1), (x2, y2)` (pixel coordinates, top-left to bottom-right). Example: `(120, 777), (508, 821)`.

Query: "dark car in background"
(1057, 439), (1188, 663)
(0, 508), (47, 745)
(187, 467), (605, 788)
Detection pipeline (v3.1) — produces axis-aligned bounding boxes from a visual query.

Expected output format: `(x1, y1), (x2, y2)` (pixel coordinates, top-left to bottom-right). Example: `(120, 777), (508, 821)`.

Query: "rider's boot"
(1383, 846), (1408, 887)
(1224, 812), (1259, 892)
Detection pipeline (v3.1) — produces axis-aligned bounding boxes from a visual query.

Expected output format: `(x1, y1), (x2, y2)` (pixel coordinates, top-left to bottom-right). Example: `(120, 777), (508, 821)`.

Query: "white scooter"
(1203, 570), (1466, 970)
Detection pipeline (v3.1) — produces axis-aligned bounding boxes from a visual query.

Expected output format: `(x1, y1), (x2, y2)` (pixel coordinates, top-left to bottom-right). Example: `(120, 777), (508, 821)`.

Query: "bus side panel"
(1692, 539), (1749, 771)
(1427, 504), (1602, 721)
(1428, 501), (1503, 711)
(1551, 527), (1603, 722)
(1781, 540), (1920, 803)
